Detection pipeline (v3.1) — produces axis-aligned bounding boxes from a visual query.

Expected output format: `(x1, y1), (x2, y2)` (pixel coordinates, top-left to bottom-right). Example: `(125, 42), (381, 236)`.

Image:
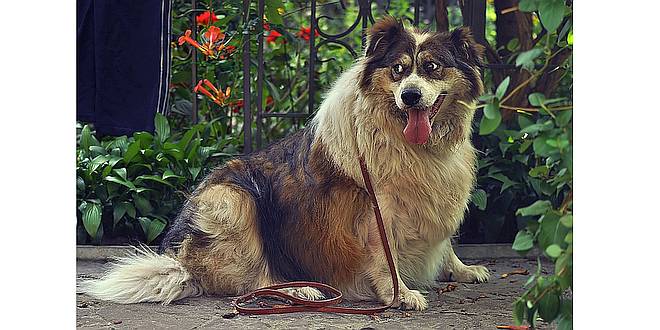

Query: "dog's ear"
(365, 16), (405, 59)
(450, 26), (485, 68)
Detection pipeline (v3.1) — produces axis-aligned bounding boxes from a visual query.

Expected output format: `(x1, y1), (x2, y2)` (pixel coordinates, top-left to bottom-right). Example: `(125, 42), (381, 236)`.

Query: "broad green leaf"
(77, 176), (85, 193)
(113, 168), (127, 180)
(264, 0), (285, 25)
(518, 0), (539, 12)
(113, 203), (127, 225)
(135, 175), (174, 188)
(537, 211), (570, 250)
(82, 202), (102, 239)
(529, 166), (549, 178)
(154, 113), (171, 142)
(133, 194), (153, 215)
(512, 230), (534, 252)
(516, 200), (552, 216)
(88, 155), (109, 174)
(528, 93), (546, 107)
(513, 299), (527, 325)
(538, 292), (561, 322)
(124, 142), (141, 164)
(189, 167), (201, 180)
(539, 0), (567, 33)
(471, 189), (487, 210)
(125, 202), (136, 218)
(555, 110), (573, 127)
(104, 176), (136, 190)
(146, 218), (167, 244)
(484, 102), (500, 120)
(137, 217), (151, 236)
(560, 214), (573, 228)
(545, 244), (563, 258)
(479, 111), (501, 135)
(495, 77), (510, 100)
(515, 48), (543, 70)
(533, 136), (556, 157)
(79, 125), (94, 152)
(489, 173), (517, 192)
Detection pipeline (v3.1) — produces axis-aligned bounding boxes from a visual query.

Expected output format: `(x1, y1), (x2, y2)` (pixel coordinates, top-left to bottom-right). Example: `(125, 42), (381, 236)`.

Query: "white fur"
(79, 246), (202, 304)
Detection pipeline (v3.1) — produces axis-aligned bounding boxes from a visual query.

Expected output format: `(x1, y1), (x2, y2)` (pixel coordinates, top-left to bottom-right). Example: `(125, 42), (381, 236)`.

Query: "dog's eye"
(424, 61), (439, 73)
(392, 64), (404, 75)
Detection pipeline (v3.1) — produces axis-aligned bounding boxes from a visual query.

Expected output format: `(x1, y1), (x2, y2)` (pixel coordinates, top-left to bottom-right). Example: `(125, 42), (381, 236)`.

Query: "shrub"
(76, 114), (240, 244)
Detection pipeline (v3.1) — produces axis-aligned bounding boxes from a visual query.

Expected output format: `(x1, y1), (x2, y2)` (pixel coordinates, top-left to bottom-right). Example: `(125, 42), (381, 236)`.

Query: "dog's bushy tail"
(79, 246), (202, 304)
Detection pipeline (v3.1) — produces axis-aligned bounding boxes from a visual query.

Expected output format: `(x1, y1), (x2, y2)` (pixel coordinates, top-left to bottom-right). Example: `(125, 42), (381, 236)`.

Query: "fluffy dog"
(82, 17), (489, 311)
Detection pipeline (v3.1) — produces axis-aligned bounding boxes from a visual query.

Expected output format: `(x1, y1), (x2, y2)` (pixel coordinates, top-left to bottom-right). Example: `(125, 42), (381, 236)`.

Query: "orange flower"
(296, 26), (319, 41)
(193, 79), (231, 106)
(178, 27), (229, 59)
(229, 99), (244, 113)
(196, 11), (218, 26)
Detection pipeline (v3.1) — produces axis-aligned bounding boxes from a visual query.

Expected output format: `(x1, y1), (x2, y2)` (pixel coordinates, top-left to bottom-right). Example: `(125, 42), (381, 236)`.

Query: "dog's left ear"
(450, 27), (485, 68)
(365, 16), (405, 59)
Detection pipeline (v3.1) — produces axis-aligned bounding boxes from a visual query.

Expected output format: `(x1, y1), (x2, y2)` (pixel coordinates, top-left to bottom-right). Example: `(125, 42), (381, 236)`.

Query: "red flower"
(263, 23), (271, 31)
(196, 11), (218, 26)
(266, 30), (283, 44)
(296, 26), (319, 41)
(193, 79), (230, 106)
(229, 99), (244, 113)
(265, 96), (274, 112)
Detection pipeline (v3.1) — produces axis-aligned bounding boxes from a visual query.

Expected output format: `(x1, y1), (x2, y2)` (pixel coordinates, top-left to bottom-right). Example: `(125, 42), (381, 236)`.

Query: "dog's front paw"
(453, 264), (490, 283)
(399, 289), (428, 311)
(281, 286), (326, 301)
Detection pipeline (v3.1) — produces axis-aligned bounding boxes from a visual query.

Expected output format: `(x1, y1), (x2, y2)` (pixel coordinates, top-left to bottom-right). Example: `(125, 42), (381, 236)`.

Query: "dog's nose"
(401, 88), (422, 106)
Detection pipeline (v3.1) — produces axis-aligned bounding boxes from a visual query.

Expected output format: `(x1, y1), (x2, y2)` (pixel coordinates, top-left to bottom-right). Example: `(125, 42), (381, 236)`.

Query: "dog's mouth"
(402, 94), (447, 145)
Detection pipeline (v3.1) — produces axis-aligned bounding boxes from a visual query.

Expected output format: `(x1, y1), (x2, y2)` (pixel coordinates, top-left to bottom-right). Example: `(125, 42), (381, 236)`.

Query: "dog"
(82, 17), (489, 311)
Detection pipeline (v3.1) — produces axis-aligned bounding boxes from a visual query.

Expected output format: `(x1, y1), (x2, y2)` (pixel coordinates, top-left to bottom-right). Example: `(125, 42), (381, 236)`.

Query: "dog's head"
(359, 17), (485, 147)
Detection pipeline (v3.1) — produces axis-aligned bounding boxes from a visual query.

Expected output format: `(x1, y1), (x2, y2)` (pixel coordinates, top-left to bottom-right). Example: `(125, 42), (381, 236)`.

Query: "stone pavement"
(77, 257), (556, 329)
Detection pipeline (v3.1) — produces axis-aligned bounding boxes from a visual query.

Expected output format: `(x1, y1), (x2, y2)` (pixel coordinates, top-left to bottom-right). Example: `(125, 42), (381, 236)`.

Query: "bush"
(76, 114), (240, 244)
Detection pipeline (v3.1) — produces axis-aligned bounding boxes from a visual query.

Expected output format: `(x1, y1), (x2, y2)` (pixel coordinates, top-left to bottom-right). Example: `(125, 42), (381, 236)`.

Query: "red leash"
(233, 157), (399, 315)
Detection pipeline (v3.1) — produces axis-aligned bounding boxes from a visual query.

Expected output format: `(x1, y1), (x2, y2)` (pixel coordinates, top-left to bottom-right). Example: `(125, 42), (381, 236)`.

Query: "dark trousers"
(77, 0), (171, 136)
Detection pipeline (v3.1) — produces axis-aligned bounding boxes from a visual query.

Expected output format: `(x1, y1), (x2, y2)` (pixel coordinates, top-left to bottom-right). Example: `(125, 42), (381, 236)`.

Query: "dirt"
(76, 258), (556, 329)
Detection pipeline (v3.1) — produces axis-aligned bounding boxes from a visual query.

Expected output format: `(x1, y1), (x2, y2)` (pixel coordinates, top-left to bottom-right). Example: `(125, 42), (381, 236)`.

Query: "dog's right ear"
(365, 16), (405, 59)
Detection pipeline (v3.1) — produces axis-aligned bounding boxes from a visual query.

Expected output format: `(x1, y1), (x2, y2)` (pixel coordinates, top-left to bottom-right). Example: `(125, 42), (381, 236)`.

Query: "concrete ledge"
(77, 243), (537, 261)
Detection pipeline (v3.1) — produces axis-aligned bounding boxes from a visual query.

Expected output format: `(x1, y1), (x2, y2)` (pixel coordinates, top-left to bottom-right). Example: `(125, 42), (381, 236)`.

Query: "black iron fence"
(185, 0), (489, 153)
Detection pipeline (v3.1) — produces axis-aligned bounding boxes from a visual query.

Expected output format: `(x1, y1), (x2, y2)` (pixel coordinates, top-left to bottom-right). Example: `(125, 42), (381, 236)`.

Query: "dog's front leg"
(364, 218), (428, 311)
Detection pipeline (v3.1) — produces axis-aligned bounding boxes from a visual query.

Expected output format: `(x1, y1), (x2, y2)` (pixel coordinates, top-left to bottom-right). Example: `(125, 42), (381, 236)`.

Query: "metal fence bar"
(256, 0), (265, 149)
(308, 0), (317, 115)
(191, 0), (198, 124)
(242, 0), (252, 153)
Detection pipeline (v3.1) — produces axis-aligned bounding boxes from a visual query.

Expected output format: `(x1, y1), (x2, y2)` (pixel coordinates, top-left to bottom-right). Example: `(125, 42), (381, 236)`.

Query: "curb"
(77, 243), (537, 261)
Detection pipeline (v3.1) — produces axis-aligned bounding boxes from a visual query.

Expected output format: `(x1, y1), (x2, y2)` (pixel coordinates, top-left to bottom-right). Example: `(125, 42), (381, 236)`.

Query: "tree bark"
(435, 0), (449, 32)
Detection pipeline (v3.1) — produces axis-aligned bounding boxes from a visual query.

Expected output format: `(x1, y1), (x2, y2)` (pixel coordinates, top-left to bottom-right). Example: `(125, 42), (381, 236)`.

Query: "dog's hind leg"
(176, 184), (273, 296)
(438, 239), (490, 283)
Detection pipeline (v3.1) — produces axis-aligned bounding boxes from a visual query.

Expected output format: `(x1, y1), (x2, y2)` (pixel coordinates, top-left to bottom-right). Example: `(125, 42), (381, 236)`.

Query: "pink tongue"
(403, 109), (431, 145)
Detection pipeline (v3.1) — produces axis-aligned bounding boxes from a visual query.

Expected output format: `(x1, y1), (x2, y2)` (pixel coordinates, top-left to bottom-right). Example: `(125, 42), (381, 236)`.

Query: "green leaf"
(113, 168), (127, 180)
(560, 214), (573, 228)
(264, 0), (285, 25)
(513, 299), (527, 325)
(82, 202), (102, 239)
(146, 218), (167, 244)
(479, 110), (501, 135)
(512, 230), (534, 252)
(538, 292), (561, 322)
(104, 176), (136, 190)
(124, 141), (141, 164)
(125, 202), (136, 218)
(556, 110), (573, 127)
(483, 102), (500, 120)
(489, 173), (517, 192)
(79, 125), (94, 152)
(137, 217), (151, 236)
(495, 77), (510, 100)
(471, 189), (487, 210)
(516, 200), (552, 216)
(529, 166), (549, 178)
(113, 203), (127, 225)
(538, 0), (567, 33)
(515, 48), (543, 70)
(77, 176), (85, 193)
(518, 0), (539, 12)
(189, 167), (201, 180)
(154, 113), (171, 142)
(135, 175), (174, 188)
(133, 194), (153, 215)
(528, 93), (546, 107)
(545, 244), (563, 258)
